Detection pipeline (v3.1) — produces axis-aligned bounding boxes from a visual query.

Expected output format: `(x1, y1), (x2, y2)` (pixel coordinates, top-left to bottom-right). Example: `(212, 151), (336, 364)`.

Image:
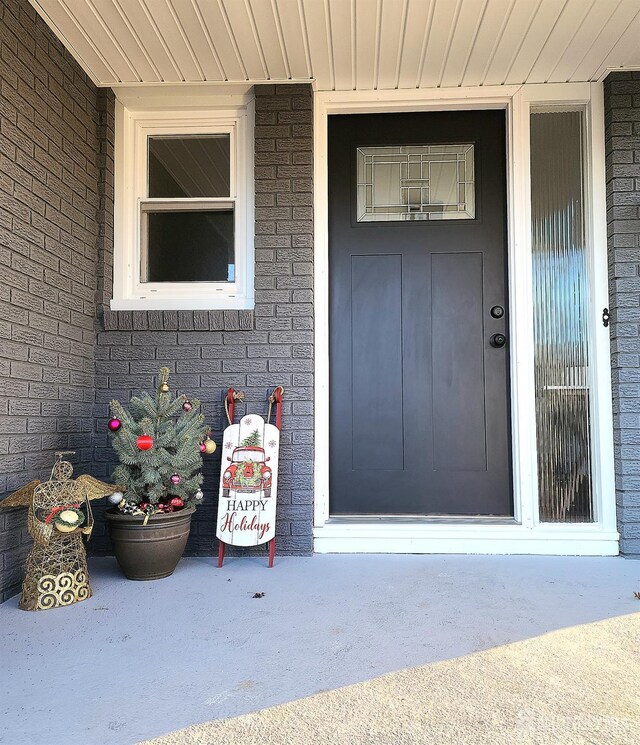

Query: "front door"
(329, 110), (512, 516)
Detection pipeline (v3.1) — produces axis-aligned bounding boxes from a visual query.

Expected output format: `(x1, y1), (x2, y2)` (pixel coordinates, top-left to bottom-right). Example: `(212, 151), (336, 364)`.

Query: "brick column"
(253, 83), (315, 551)
(605, 72), (640, 557)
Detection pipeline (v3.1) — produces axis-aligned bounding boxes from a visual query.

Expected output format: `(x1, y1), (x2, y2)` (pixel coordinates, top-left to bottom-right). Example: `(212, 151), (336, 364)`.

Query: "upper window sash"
(135, 121), (238, 202)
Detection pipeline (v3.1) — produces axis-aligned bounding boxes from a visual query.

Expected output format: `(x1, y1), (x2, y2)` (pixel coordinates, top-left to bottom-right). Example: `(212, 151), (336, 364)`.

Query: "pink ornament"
(199, 442), (206, 453)
(182, 400), (193, 412)
(170, 497), (184, 508)
(108, 417), (122, 432)
(170, 473), (181, 485)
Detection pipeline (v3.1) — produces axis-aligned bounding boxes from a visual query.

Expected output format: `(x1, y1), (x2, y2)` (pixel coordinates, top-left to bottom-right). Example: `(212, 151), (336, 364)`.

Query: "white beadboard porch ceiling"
(29, 0), (640, 90)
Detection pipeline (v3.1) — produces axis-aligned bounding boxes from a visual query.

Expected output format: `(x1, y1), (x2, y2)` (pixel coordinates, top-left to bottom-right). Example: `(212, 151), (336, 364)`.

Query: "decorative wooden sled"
(216, 387), (283, 568)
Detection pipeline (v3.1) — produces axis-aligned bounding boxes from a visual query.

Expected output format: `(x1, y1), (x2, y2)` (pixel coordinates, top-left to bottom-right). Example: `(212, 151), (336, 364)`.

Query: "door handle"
(490, 333), (507, 348)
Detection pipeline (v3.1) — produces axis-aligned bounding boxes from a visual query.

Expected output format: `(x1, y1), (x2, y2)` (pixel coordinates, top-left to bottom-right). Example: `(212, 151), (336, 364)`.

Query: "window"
(356, 144), (475, 222)
(113, 102), (254, 310)
(530, 108), (593, 523)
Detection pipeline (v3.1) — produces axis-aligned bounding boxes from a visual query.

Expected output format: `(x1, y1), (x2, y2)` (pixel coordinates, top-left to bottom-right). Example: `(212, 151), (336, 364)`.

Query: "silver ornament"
(108, 491), (124, 505)
(194, 489), (204, 500)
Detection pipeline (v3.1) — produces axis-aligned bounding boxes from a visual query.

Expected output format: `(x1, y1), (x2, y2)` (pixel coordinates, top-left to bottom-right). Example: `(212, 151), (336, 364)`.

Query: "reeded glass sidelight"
(530, 110), (593, 522)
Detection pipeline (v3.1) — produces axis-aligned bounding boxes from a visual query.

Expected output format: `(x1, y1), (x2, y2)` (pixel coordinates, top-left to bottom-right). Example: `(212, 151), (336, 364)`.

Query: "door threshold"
(314, 518), (619, 556)
(328, 514), (518, 525)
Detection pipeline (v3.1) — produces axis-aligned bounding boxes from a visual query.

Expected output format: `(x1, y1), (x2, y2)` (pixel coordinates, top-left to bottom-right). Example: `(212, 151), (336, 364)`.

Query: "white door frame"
(313, 83), (618, 555)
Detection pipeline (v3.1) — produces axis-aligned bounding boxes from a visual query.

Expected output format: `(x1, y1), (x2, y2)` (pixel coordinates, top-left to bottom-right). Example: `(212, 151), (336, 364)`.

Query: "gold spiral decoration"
(34, 571), (91, 609)
(75, 570), (87, 584)
(37, 574), (62, 610)
(37, 576), (59, 610)
(38, 576), (57, 593)
(57, 573), (74, 589)
(38, 594), (58, 609)
(58, 588), (77, 606)
(75, 583), (91, 602)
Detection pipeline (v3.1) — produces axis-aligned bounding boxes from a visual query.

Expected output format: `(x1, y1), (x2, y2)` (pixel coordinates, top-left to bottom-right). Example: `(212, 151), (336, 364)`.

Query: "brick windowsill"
(101, 309), (255, 332)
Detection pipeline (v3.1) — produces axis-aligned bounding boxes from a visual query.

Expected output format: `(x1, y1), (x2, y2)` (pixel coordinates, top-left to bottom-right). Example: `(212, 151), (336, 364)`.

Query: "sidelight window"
(530, 108), (593, 523)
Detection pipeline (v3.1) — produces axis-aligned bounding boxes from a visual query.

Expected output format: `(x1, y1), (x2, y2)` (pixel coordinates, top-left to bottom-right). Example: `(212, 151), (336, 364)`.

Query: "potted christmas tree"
(105, 368), (216, 580)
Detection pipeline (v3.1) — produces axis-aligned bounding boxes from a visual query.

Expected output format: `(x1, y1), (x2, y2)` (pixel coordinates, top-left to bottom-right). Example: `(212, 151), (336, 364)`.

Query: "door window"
(356, 144), (475, 222)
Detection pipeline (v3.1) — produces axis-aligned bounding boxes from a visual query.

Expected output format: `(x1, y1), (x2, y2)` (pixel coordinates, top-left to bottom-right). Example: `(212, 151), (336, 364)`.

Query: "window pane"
(142, 208), (234, 283)
(530, 110), (593, 523)
(356, 144), (475, 222)
(148, 135), (230, 198)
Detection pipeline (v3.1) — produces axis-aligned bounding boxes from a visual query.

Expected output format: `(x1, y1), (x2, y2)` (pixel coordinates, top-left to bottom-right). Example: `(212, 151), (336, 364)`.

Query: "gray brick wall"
(605, 71), (640, 557)
(91, 84), (314, 556)
(0, 0), (101, 600)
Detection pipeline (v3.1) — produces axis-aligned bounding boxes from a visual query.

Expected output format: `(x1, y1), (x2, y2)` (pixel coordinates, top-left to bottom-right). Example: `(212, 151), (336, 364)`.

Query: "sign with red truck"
(216, 414), (279, 547)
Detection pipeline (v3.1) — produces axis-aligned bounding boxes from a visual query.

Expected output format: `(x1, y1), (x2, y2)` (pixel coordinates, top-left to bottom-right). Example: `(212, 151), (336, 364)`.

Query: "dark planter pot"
(106, 507), (195, 581)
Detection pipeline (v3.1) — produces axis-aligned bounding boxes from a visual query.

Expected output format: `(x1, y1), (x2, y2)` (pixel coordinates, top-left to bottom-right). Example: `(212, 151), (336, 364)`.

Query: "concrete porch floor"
(0, 555), (638, 745)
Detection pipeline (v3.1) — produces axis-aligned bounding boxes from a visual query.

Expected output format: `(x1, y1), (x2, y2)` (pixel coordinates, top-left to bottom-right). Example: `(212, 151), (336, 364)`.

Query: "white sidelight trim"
(313, 84), (617, 555)
(586, 82), (617, 532)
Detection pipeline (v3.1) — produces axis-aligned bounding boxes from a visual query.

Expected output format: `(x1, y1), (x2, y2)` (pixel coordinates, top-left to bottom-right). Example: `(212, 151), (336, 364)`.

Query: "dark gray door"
(329, 110), (512, 515)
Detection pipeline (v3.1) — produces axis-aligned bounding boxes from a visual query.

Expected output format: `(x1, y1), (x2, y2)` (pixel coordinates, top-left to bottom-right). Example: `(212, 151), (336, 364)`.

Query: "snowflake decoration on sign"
(245, 418), (253, 426)
(268, 440), (277, 448)
(225, 442), (233, 450)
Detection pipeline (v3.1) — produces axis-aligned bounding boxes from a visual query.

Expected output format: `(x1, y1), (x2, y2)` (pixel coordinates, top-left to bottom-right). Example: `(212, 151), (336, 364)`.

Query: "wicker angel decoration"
(0, 452), (119, 611)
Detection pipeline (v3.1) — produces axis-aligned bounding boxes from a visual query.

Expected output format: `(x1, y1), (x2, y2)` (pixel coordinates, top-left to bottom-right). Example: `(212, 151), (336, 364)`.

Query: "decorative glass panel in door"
(530, 109), (593, 522)
(356, 144), (475, 221)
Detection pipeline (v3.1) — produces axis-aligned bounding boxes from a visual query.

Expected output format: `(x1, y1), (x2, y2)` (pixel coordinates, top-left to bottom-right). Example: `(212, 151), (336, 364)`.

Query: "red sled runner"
(216, 387), (283, 568)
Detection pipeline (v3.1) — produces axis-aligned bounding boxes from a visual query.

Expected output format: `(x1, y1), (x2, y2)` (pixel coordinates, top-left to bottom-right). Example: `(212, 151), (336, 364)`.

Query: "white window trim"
(313, 83), (618, 556)
(113, 99), (254, 310)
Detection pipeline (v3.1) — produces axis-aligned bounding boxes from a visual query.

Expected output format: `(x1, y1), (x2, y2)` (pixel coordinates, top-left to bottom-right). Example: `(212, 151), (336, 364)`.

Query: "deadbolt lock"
(490, 333), (507, 348)
(490, 305), (504, 319)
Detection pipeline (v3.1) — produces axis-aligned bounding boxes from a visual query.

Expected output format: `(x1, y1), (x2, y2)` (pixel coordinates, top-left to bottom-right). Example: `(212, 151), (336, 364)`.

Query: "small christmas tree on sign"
(242, 429), (262, 447)
(107, 368), (212, 517)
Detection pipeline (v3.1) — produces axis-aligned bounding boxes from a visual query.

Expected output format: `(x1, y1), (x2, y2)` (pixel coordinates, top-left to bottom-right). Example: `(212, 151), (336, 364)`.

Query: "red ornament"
(108, 417), (122, 432)
(136, 434), (153, 451)
(164, 505), (174, 513)
(170, 497), (184, 508)
(199, 442), (206, 453)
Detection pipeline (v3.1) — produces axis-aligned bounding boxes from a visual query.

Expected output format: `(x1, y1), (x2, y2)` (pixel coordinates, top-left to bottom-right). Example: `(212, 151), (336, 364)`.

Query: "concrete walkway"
(142, 612), (640, 745)
(0, 555), (638, 745)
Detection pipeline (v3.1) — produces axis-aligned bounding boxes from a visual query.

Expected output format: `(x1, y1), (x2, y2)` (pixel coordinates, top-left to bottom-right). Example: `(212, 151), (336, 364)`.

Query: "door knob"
(490, 333), (507, 348)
